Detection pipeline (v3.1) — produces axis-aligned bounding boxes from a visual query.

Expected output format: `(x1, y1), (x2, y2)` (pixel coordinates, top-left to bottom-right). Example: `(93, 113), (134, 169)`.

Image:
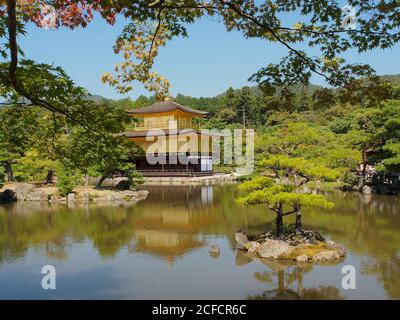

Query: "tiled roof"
(126, 101), (208, 116)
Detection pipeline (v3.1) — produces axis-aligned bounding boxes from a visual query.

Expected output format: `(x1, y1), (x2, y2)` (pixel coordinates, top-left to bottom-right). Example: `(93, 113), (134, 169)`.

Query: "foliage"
(0, 104), (40, 181)
(0, 166), (5, 186)
(64, 130), (139, 188)
(128, 171), (145, 190)
(237, 123), (343, 236)
(0, 0), (400, 194)
(1, 0), (399, 113)
(13, 150), (57, 182)
(56, 167), (81, 197)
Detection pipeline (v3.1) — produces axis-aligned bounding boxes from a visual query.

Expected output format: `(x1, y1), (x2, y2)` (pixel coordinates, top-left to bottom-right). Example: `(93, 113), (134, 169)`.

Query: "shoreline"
(0, 182), (148, 205)
(141, 173), (238, 186)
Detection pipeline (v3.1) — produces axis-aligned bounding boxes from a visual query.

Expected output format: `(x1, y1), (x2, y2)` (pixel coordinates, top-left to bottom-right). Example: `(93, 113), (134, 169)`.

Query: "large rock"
(312, 250), (340, 262)
(235, 232), (250, 250)
(362, 185), (372, 195)
(296, 254), (309, 263)
(14, 183), (35, 201)
(121, 190), (138, 199)
(76, 192), (89, 202)
(325, 241), (346, 257)
(0, 189), (16, 203)
(247, 241), (260, 254)
(114, 179), (131, 190)
(26, 191), (48, 202)
(257, 239), (291, 259)
(138, 190), (149, 198)
(67, 193), (75, 202)
(208, 244), (220, 255)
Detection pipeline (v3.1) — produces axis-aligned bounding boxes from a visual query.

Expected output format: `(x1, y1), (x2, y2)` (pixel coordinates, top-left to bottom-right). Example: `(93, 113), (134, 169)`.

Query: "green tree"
(236, 86), (253, 126)
(0, 105), (39, 181)
(62, 102), (142, 189)
(238, 123), (357, 237)
(237, 159), (336, 236)
(329, 101), (400, 186)
(57, 166), (82, 197)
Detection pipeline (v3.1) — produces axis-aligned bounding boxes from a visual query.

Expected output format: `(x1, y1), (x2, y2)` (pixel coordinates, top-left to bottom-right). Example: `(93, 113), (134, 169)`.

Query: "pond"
(0, 184), (399, 299)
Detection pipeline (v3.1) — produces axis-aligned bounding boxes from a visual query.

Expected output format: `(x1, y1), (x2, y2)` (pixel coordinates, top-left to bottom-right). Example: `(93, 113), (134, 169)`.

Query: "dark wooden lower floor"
(135, 155), (213, 177)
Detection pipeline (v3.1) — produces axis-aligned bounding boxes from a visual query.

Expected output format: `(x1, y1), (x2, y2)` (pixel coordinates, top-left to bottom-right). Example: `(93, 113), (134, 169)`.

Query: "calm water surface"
(0, 184), (399, 299)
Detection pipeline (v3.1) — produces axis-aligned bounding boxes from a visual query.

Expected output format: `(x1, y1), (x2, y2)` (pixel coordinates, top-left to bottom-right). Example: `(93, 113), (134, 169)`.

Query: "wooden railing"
(134, 121), (200, 131)
(137, 168), (195, 177)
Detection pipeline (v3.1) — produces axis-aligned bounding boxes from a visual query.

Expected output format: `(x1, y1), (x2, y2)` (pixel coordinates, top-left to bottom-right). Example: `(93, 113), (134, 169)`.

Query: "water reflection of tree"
(303, 192), (400, 299)
(1, 186), (400, 299)
(0, 187), (228, 264)
(0, 203), (144, 262)
(232, 188), (400, 299)
(246, 258), (343, 300)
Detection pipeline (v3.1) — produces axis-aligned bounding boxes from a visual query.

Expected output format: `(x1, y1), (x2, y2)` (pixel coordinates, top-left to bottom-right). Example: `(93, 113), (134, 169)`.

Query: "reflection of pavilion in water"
(133, 186), (215, 264)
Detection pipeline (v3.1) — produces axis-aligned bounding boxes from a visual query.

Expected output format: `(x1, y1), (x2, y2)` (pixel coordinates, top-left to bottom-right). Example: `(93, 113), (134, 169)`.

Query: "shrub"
(57, 168), (81, 196)
(128, 171), (144, 189)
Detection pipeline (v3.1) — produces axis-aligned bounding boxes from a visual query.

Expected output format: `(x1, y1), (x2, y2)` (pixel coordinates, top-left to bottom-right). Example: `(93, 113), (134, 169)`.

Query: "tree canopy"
(1, 1), (400, 112)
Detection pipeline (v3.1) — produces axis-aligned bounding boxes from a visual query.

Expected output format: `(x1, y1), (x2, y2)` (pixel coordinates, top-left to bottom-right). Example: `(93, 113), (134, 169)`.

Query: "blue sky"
(20, 14), (400, 100)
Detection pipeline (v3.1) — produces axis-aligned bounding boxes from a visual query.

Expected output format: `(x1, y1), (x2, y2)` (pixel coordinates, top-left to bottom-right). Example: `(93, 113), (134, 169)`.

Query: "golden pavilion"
(126, 101), (214, 176)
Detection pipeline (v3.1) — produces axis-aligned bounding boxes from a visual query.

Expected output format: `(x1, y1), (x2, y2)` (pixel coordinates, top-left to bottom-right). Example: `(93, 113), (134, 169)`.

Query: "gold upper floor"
(131, 110), (202, 131)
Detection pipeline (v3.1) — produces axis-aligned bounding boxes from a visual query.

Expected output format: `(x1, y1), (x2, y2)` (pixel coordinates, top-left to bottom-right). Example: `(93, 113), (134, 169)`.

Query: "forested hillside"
(113, 74), (400, 189)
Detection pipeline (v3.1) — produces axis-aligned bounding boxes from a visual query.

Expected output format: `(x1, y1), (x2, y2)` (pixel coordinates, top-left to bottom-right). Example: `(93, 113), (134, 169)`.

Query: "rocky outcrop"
(0, 182), (148, 205)
(255, 229), (325, 246)
(235, 230), (346, 263)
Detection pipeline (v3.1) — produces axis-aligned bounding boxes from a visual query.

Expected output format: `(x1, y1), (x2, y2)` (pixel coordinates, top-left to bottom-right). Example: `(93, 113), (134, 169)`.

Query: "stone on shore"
(296, 254), (309, 263)
(26, 191), (49, 202)
(0, 182), (148, 205)
(312, 250), (340, 262)
(362, 185), (372, 195)
(67, 193), (75, 202)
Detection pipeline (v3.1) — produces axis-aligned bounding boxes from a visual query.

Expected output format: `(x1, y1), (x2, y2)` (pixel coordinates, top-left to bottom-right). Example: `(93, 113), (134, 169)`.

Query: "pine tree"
(237, 124), (343, 237)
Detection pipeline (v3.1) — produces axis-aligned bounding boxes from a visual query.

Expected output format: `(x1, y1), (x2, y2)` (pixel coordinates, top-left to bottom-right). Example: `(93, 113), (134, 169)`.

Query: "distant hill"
(86, 94), (108, 104)
(381, 74), (400, 86)
(2, 74), (399, 110)
(217, 82), (324, 97)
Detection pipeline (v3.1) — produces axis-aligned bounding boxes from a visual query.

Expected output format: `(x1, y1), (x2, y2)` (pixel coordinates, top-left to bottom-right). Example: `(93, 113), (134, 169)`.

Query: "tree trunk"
(45, 169), (54, 184)
(95, 175), (107, 189)
(296, 267), (304, 297)
(357, 148), (368, 188)
(295, 204), (302, 232)
(4, 162), (14, 182)
(277, 270), (285, 294)
(276, 203), (283, 238)
(84, 173), (89, 186)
